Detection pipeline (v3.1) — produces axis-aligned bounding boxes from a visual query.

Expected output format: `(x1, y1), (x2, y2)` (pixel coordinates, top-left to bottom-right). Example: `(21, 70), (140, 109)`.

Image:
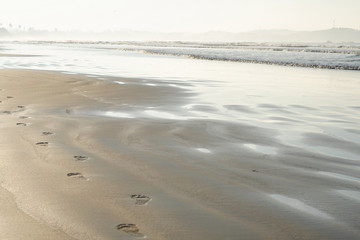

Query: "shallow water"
(1, 42), (360, 162)
(270, 194), (333, 219)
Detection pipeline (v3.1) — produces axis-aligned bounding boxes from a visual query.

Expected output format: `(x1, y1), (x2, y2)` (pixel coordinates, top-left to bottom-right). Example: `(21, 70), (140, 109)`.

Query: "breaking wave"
(113, 42), (360, 70)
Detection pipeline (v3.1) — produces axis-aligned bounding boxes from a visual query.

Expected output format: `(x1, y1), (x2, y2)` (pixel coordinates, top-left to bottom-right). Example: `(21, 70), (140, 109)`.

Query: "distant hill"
(192, 28), (360, 43)
(0, 27), (360, 43)
(306, 28), (360, 42)
(0, 28), (9, 36)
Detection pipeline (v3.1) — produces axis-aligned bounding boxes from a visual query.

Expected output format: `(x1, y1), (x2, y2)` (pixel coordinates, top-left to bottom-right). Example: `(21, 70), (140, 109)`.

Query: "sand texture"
(0, 69), (360, 240)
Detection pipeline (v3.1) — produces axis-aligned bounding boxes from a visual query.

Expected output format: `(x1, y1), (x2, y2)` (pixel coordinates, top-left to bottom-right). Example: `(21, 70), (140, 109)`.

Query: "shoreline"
(1, 41), (359, 72)
(1, 69), (360, 239)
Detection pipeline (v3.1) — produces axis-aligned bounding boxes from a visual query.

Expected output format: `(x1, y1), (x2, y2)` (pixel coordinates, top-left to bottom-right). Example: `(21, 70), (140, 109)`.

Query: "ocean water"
(2, 41), (360, 71)
(0, 41), (360, 161)
(114, 41), (360, 70)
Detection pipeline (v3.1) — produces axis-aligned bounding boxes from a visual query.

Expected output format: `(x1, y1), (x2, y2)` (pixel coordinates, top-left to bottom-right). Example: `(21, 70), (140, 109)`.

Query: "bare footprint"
(116, 224), (144, 238)
(67, 172), (87, 180)
(74, 155), (88, 161)
(42, 131), (54, 136)
(16, 122), (27, 126)
(131, 194), (151, 205)
(36, 142), (48, 146)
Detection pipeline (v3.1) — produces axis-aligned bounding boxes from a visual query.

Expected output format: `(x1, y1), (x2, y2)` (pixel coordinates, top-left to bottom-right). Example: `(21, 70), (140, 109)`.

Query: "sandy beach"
(0, 67), (360, 240)
(0, 59), (360, 240)
(1, 0), (360, 238)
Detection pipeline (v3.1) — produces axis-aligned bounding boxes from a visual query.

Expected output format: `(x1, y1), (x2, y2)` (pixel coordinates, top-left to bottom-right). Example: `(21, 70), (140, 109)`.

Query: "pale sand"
(0, 69), (360, 240)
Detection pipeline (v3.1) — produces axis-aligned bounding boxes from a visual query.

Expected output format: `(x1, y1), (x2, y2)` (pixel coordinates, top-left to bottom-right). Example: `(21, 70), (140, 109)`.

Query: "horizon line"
(1, 26), (360, 34)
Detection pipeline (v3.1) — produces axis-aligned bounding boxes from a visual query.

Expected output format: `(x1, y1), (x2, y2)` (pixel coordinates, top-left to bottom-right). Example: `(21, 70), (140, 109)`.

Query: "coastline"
(1, 69), (360, 240)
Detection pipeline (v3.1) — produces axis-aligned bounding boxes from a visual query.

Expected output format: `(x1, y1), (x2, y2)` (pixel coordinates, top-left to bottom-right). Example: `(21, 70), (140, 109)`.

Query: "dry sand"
(0, 69), (360, 240)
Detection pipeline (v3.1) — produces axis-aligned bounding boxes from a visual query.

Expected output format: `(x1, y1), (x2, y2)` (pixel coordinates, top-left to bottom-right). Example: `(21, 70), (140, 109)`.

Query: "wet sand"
(1, 69), (360, 239)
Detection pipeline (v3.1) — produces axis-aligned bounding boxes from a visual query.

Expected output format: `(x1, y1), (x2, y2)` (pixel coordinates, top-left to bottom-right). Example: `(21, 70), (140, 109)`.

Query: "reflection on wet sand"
(0, 42), (360, 239)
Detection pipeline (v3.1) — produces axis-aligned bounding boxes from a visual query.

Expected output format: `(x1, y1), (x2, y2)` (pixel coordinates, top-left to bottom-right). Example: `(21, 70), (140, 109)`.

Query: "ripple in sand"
(258, 104), (283, 109)
(183, 104), (218, 112)
(318, 172), (360, 183)
(338, 190), (360, 201)
(102, 111), (135, 119)
(196, 148), (212, 154)
(224, 104), (257, 114)
(312, 146), (359, 161)
(244, 144), (276, 155)
(61, 71), (78, 75)
(145, 110), (189, 120)
(270, 194), (332, 220)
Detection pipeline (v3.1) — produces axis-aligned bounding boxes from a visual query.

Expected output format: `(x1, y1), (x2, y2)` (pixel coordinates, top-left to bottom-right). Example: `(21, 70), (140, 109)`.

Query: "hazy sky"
(1, 0), (359, 32)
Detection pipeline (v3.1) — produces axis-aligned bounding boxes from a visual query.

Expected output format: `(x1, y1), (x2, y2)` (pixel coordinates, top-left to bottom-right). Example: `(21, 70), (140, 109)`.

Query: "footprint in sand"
(16, 122), (28, 126)
(17, 105), (25, 109)
(19, 116), (29, 119)
(3, 111), (12, 114)
(73, 155), (88, 161)
(116, 224), (144, 238)
(36, 141), (48, 146)
(42, 131), (54, 136)
(6, 96), (14, 99)
(66, 172), (87, 179)
(131, 194), (151, 205)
